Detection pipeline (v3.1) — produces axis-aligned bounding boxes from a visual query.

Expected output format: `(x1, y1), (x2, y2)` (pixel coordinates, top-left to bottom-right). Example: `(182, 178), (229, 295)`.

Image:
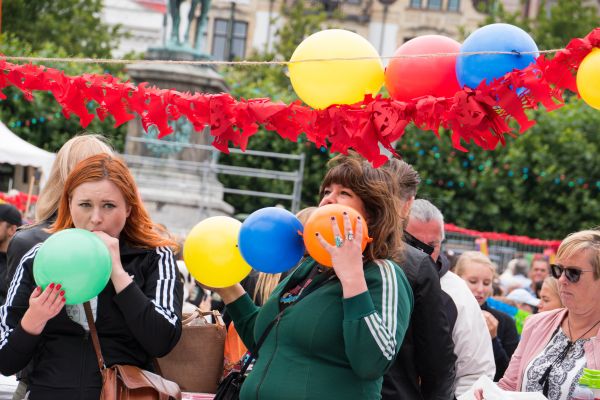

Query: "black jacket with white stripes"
(0, 241), (183, 400)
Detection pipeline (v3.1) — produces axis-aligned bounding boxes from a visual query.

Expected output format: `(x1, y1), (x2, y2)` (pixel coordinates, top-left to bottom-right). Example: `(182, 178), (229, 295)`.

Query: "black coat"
(481, 302), (520, 381)
(382, 244), (457, 400)
(0, 241), (183, 400)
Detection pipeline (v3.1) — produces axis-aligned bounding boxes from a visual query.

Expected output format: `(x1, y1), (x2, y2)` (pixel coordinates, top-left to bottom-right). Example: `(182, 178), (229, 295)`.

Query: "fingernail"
(62, 297), (66, 302)
(36, 286), (41, 291)
(55, 284), (62, 290)
(60, 290), (65, 296)
(49, 283), (55, 289)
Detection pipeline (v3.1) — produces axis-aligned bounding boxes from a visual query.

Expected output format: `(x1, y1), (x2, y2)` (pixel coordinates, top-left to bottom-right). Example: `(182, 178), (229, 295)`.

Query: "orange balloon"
(303, 204), (370, 267)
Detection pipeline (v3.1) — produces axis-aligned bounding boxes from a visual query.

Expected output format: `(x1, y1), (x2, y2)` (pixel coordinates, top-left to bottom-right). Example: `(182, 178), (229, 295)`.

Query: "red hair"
(50, 154), (178, 250)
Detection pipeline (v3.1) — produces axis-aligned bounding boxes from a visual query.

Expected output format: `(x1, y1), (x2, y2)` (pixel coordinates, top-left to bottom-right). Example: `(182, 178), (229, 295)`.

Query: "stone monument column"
(125, 0), (233, 237)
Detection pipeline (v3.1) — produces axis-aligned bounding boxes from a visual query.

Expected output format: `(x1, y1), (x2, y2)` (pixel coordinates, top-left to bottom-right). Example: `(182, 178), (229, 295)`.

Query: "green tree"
(0, 1), (128, 152)
(2, 0), (123, 58)
(219, 1), (339, 215)
(483, 0), (600, 48)
(398, 97), (600, 240)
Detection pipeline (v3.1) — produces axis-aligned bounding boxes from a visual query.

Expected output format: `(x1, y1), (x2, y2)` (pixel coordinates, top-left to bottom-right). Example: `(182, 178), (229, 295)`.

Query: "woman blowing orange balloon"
(0, 154), (182, 399)
(214, 153), (413, 400)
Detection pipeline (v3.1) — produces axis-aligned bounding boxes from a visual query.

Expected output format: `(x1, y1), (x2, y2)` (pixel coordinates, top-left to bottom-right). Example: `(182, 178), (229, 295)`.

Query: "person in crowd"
(406, 199), (495, 396)
(474, 229), (600, 400)
(0, 154), (183, 399)
(2, 133), (114, 400)
(0, 204), (22, 305)
(527, 255), (550, 296)
(537, 277), (563, 313)
(381, 159), (457, 400)
(455, 251), (519, 381)
(506, 288), (540, 314)
(213, 153), (413, 399)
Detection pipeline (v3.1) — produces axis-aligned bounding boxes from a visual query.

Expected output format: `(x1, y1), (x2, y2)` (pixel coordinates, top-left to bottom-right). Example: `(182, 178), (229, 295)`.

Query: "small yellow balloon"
(577, 48), (600, 110)
(289, 29), (384, 110)
(183, 216), (251, 288)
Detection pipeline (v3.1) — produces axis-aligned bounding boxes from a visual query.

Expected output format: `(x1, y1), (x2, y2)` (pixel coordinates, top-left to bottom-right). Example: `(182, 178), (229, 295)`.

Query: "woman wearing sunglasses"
(475, 229), (600, 400)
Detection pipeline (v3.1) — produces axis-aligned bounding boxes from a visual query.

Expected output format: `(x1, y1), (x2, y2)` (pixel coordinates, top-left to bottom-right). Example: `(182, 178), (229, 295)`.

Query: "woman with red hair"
(0, 154), (183, 399)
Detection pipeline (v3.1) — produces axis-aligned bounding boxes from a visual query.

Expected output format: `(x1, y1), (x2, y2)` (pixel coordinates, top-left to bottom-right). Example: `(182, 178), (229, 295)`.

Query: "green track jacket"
(227, 257), (413, 400)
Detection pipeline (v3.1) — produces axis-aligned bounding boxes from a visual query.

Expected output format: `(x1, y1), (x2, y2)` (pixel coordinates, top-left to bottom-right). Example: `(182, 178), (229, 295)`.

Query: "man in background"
(0, 204), (22, 305)
(406, 199), (496, 397)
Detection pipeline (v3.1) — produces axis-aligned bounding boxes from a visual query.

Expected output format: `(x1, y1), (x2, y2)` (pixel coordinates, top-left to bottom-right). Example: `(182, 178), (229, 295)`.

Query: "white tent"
(0, 120), (55, 187)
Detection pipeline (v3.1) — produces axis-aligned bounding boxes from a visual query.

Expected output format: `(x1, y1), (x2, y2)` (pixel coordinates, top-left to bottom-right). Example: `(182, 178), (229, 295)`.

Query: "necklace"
(567, 315), (600, 343)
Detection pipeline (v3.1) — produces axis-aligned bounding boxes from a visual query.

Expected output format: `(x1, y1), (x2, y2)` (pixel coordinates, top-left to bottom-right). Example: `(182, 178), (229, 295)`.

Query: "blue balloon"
(238, 207), (305, 273)
(456, 23), (539, 90)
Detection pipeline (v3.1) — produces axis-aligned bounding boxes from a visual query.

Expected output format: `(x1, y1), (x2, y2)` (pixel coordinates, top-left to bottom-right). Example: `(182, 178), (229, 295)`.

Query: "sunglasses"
(550, 263), (594, 283)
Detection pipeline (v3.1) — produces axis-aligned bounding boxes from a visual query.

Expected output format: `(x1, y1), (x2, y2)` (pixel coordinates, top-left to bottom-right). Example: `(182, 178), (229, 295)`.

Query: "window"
(409, 0), (422, 8)
(427, 0), (441, 10)
(211, 18), (248, 61)
(447, 0), (460, 11)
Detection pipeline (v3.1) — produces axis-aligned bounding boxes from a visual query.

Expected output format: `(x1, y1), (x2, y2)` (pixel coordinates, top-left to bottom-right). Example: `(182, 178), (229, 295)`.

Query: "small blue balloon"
(238, 207), (305, 273)
(456, 23), (539, 90)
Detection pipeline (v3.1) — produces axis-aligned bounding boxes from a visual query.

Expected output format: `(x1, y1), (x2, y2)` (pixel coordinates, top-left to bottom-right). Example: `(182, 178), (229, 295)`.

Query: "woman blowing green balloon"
(0, 154), (183, 399)
(214, 153), (414, 400)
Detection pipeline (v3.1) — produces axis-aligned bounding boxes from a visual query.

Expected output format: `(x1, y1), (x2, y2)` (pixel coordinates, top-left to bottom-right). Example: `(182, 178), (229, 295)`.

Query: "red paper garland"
(444, 223), (561, 248)
(1, 28), (599, 166)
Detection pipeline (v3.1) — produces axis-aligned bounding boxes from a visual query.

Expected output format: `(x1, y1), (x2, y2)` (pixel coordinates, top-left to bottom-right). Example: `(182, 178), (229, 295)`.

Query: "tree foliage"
(399, 97), (600, 240)
(482, 0), (600, 48)
(0, 1), (128, 152)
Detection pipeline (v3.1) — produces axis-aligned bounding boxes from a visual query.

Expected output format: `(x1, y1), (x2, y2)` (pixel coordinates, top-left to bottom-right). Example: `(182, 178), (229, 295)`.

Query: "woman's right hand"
(20, 284), (65, 335)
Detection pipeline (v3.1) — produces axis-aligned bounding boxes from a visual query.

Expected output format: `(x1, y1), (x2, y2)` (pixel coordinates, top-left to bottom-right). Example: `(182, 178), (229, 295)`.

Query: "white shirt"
(440, 271), (496, 396)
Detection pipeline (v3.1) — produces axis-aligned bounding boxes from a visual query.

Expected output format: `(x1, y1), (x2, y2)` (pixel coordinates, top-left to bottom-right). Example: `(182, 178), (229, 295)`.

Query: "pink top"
(498, 308), (600, 392)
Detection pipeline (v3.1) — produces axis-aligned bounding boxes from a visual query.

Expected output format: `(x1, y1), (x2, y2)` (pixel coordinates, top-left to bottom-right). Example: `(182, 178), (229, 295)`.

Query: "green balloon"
(33, 228), (112, 305)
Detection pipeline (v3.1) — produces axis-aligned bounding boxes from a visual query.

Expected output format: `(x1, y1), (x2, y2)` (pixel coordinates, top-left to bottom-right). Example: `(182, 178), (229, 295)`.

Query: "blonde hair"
(455, 251), (496, 277)
(296, 206), (317, 226)
(35, 134), (114, 222)
(556, 229), (600, 279)
(542, 277), (562, 304)
(253, 272), (281, 306)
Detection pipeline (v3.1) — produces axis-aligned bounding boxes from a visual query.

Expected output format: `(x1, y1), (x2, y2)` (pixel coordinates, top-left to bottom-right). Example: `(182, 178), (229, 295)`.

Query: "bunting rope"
(0, 49), (564, 66)
(0, 28), (598, 166)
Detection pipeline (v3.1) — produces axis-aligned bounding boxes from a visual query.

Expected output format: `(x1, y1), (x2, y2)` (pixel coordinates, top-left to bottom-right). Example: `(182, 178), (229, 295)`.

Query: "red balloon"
(385, 35), (461, 102)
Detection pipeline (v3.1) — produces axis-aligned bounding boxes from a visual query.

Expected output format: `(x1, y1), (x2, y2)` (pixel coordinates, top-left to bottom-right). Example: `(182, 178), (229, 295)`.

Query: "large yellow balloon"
(289, 29), (384, 110)
(183, 216), (251, 288)
(577, 48), (600, 110)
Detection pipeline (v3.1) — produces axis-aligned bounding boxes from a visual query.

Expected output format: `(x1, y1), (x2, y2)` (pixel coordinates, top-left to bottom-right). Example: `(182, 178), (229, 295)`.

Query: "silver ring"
(334, 235), (344, 247)
(346, 232), (354, 241)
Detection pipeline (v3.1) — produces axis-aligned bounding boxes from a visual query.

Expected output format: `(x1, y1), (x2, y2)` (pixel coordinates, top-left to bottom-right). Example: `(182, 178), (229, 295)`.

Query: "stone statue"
(168, 0), (212, 50)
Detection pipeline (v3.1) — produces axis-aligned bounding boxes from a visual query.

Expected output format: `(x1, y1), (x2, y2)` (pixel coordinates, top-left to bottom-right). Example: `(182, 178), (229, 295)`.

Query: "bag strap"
(238, 268), (334, 376)
(84, 301), (105, 371)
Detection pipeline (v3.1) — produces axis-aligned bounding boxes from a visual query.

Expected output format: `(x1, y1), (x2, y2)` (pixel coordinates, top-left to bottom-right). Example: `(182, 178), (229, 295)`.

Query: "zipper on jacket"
(255, 313), (283, 400)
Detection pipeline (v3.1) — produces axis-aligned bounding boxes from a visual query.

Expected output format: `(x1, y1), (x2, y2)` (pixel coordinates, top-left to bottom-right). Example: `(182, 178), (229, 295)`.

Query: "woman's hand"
(20, 284), (65, 335)
(93, 231), (132, 293)
(316, 212), (367, 298)
(474, 388), (484, 400)
(482, 310), (499, 338)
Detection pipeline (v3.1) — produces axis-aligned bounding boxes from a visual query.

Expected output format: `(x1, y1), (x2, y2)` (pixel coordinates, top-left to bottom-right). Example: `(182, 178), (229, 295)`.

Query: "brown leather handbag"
(83, 302), (182, 400)
(156, 309), (226, 393)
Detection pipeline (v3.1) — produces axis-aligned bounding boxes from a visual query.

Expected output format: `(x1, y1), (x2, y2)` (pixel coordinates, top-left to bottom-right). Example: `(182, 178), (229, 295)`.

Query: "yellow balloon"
(183, 216), (251, 288)
(577, 48), (600, 110)
(289, 29), (384, 110)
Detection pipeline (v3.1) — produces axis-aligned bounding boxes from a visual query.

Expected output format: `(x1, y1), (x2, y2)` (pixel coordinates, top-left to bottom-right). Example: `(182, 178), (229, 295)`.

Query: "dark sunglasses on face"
(550, 263), (594, 283)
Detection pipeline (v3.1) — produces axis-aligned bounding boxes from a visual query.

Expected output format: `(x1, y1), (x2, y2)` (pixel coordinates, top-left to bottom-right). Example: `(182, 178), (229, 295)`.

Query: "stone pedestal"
(125, 49), (233, 237)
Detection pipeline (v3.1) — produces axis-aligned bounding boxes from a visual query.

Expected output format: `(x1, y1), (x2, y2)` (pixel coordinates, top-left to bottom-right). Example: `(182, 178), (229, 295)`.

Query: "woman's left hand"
(316, 212), (367, 298)
(93, 231), (132, 293)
